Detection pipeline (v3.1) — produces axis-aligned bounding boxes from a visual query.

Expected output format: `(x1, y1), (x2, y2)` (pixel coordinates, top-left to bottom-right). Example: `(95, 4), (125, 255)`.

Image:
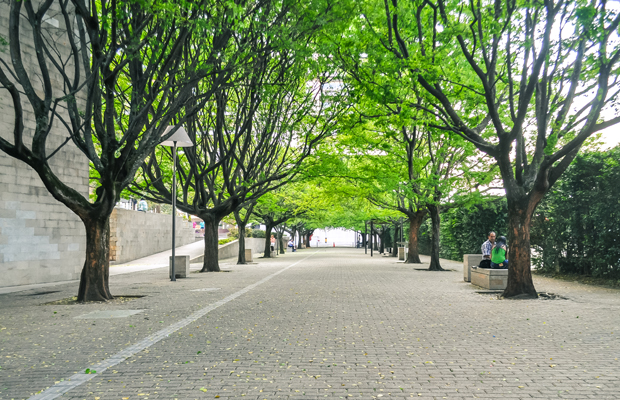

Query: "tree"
(253, 191), (299, 258)
(131, 0), (347, 271)
(0, 0), (222, 301)
(233, 201), (256, 264)
(329, 121), (483, 266)
(355, 0), (620, 297)
(323, 32), (490, 267)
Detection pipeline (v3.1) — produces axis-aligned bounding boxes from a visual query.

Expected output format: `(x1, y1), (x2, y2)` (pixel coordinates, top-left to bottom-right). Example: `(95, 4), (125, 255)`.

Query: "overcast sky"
(598, 130), (620, 149)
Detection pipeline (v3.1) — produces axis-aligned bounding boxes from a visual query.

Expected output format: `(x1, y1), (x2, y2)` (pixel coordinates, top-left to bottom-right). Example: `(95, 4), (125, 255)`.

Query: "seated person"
(490, 236), (509, 269)
(479, 231), (496, 268)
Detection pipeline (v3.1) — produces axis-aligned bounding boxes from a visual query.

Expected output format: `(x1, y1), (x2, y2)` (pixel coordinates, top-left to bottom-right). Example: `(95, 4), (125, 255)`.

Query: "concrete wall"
(0, 3), (89, 288)
(218, 238), (266, 260)
(191, 238), (267, 263)
(110, 208), (198, 264)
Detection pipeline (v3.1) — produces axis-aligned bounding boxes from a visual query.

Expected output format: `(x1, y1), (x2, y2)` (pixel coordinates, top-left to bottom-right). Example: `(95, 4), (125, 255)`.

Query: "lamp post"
(364, 221), (367, 254)
(370, 220), (373, 257)
(160, 126), (194, 281)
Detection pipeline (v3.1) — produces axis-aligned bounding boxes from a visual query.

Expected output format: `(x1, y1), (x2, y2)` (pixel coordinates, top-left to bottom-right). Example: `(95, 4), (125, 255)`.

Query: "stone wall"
(0, 2), (88, 288)
(190, 238), (267, 263)
(109, 208), (198, 264)
(217, 238), (267, 260)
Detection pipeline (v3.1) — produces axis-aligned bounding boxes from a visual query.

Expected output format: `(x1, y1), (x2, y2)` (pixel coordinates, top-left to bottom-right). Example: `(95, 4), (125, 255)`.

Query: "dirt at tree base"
(42, 295), (145, 306)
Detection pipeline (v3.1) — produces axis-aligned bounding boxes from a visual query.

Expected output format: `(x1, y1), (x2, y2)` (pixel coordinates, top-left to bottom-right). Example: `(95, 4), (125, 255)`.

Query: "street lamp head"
(160, 126), (194, 147)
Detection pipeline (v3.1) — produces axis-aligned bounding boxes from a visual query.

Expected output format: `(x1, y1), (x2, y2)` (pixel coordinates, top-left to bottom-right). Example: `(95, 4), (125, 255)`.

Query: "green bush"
(226, 227), (266, 239)
(218, 238), (235, 245)
(228, 227), (239, 239)
(417, 198), (508, 261)
(531, 147), (620, 278)
(250, 229), (266, 238)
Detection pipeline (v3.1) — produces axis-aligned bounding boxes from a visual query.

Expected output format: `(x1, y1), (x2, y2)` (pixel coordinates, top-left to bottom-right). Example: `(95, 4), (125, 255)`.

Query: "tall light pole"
(370, 220), (373, 257)
(160, 126), (194, 281)
(365, 221), (367, 254)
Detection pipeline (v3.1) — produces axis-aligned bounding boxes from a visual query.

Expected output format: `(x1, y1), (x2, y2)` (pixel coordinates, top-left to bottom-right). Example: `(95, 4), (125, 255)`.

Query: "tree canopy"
(2, 0), (619, 301)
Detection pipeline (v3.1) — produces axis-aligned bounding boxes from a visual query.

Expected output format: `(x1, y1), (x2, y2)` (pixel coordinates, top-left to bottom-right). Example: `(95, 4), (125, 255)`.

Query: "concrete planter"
(463, 254), (482, 282)
(169, 255), (190, 278)
(471, 267), (508, 290)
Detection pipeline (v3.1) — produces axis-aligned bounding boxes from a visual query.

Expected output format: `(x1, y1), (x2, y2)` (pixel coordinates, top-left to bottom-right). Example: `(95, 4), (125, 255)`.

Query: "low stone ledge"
(471, 267), (508, 290)
(463, 254), (482, 282)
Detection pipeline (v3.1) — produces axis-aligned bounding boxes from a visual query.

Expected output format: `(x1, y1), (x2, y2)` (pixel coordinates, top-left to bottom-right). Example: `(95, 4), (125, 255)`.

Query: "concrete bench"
(471, 266), (508, 290)
(463, 254), (482, 282)
(169, 255), (190, 279)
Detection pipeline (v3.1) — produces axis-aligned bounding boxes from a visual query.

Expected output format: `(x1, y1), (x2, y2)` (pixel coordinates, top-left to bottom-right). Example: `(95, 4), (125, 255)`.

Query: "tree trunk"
(237, 222), (247, 264)
(263, 224), (274, 258)
(201, 215), (220, 272)
(298, 232), (303, 249)
(290, 227), (298, 249)
(373, 233), (378, 251)
(502, 194), (540, 298)
(77, 216), (113, 302)
(379, 232), (385, 253)
(405, 211), (425, 264)
(391, 223), (399, 257)
(428, 205), (444, 271)
(278, 230), (285, 254)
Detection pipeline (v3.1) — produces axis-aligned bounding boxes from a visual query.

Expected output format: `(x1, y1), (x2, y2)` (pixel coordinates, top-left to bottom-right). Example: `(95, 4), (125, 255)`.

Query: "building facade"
(0, 2), (89, 287)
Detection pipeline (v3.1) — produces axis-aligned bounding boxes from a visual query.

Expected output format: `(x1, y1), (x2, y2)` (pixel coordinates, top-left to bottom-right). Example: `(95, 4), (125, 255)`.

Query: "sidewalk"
(108, 239), (207, 274)
(1, 249), (619, 400)
(0, 240), (206, 295)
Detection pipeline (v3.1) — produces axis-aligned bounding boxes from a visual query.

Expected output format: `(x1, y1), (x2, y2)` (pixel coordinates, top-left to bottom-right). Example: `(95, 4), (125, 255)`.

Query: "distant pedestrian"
(270, 235), (276, 252)
(138, 199), (148, 212)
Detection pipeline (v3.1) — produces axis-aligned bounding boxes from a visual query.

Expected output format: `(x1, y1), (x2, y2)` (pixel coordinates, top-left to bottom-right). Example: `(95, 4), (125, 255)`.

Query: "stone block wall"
(109, 208), (198, 264)
(0, 2), (89, 288)
(215, 238), (266, 260)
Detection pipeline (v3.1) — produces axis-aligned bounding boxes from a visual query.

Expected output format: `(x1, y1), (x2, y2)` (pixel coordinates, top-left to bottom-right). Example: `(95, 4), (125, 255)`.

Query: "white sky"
(598, 130), (620, 149)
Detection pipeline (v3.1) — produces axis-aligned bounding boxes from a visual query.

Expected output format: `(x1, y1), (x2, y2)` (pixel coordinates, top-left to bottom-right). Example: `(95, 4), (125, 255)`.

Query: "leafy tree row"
(327, 0), (620, 298)
(0, 0), (354, 301)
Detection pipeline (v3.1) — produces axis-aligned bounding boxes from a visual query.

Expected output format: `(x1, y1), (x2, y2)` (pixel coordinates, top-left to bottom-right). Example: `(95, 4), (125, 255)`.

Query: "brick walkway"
(1, 248), (619, 399)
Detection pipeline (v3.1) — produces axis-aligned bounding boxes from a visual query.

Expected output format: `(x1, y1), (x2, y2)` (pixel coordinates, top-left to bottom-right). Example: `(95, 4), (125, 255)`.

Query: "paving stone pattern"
(0, 249), (619, 399)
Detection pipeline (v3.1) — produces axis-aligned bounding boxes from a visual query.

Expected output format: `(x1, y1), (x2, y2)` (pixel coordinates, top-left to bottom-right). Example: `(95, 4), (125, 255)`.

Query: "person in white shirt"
(481, 231), (496, 260)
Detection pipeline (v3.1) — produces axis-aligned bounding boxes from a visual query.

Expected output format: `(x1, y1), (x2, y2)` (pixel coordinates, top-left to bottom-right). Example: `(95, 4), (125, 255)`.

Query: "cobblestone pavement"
(1, 248), (619, 400)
